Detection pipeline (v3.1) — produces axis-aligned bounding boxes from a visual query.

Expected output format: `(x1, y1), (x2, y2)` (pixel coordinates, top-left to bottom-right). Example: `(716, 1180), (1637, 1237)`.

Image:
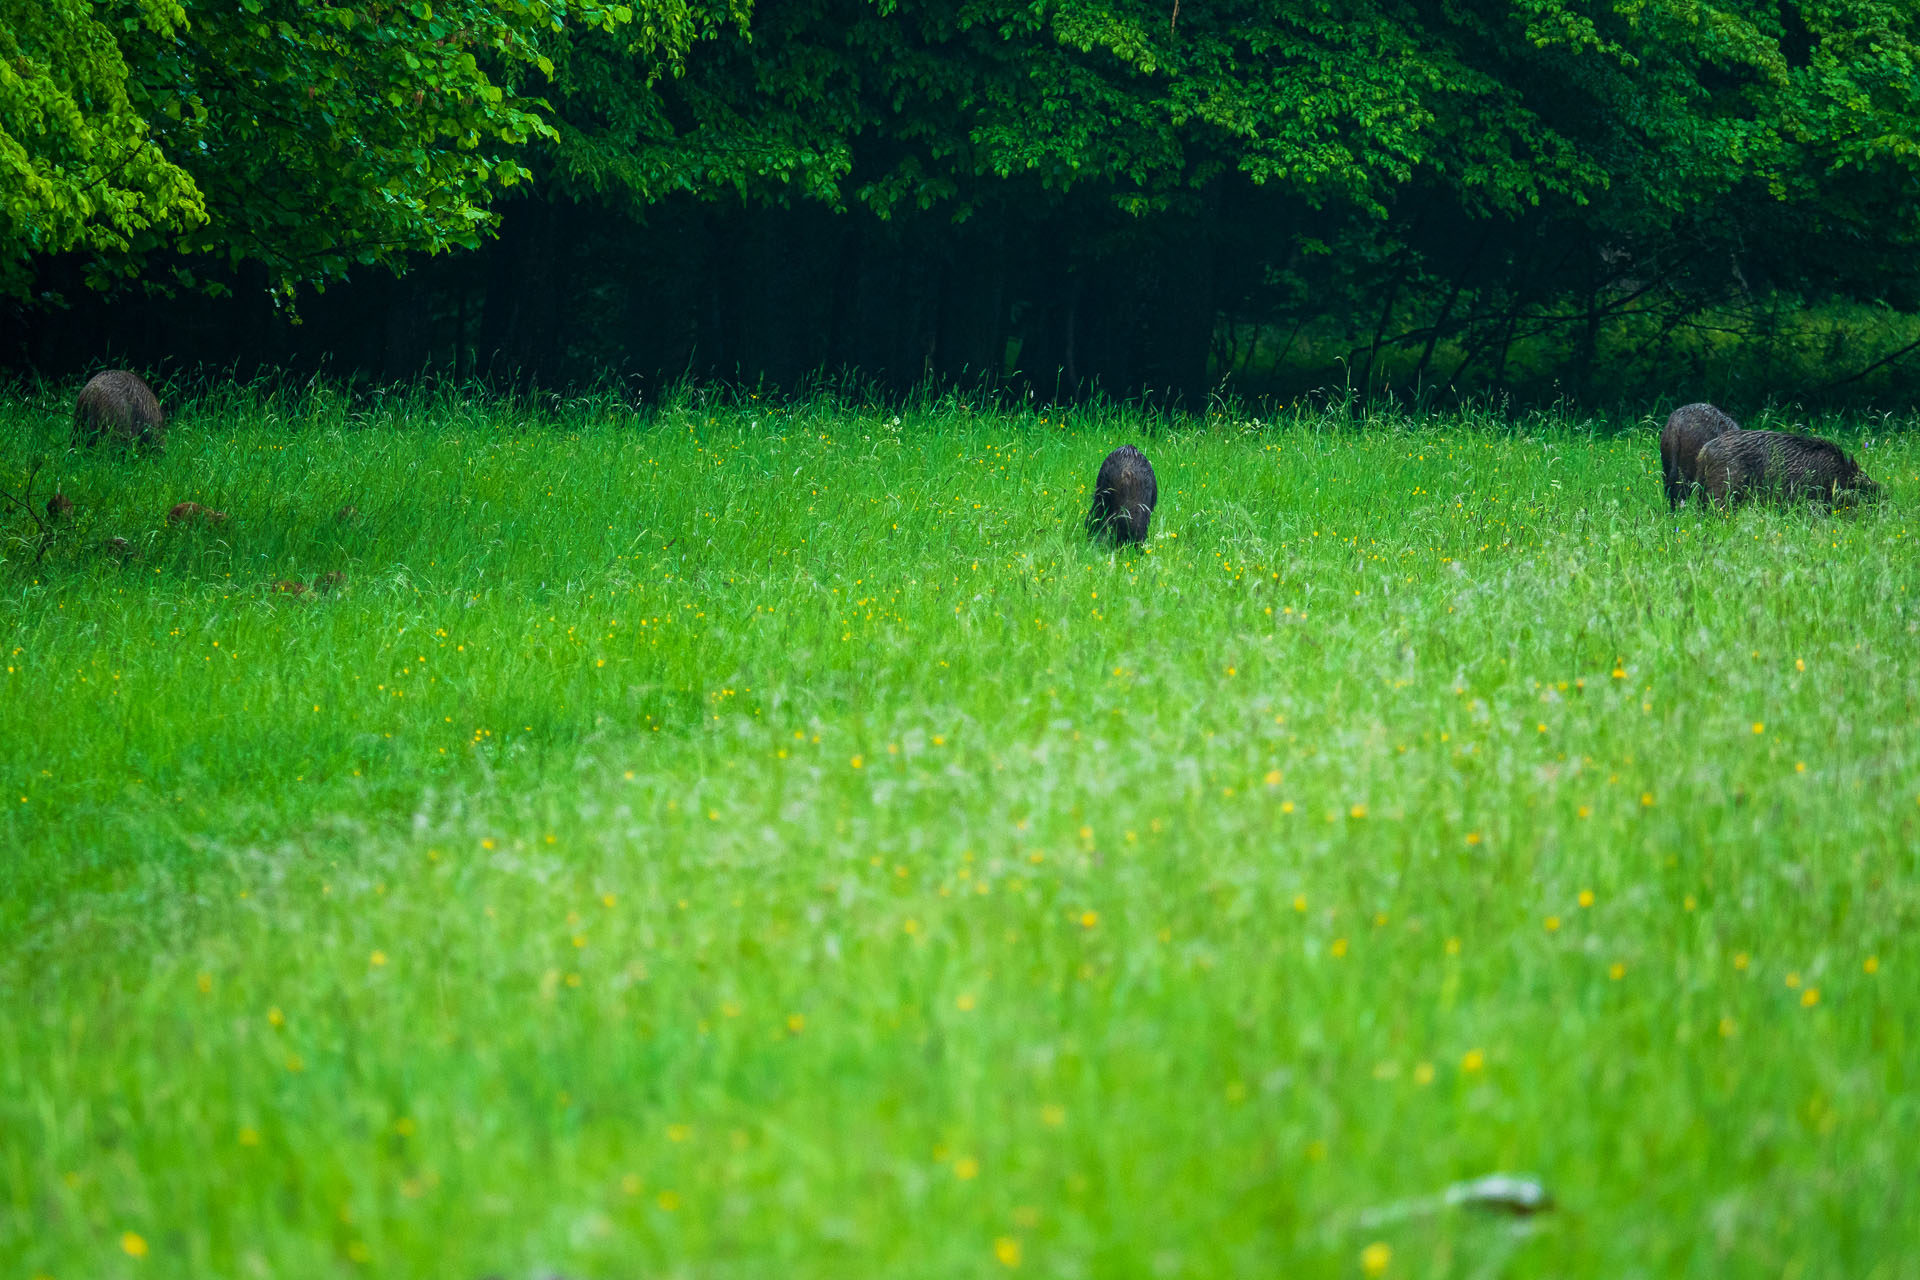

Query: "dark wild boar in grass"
(46, 493), (73, 521)
(74, 370), (166, 453)
(1660, 402), (1741, 509)
(1696, 430), (1880, 508)
(1087, 445), (1157, 546)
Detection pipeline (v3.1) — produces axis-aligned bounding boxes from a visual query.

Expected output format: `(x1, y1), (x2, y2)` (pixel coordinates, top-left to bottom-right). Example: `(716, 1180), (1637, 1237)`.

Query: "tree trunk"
(1417, 228), (1489, 385)
(478, 197), (562, 386)
(1143, 205), (1219, 404)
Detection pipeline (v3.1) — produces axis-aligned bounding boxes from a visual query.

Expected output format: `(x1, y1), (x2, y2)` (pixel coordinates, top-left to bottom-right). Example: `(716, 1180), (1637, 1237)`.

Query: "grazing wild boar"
(166, 501), (229, 526)
(1695, 430), (1880, 508)
(1659, 402), (1741, 509)
(74, 370), (167, 453)
(1087, 445), (1158, 546)
(46, 492), (74, 521)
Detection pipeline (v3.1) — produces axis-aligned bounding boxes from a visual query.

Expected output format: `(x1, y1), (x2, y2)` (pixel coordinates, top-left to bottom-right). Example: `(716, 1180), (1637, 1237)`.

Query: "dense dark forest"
(7, 0), (1920, 405)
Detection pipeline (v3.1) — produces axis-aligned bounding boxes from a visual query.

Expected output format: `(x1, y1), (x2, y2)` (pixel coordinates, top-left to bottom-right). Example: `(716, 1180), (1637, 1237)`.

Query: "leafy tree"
(548, 0), (1604, 218)
(1, 0), (205, 296)
(11, 0), (1920, 400)
(2, 0), (724, 297)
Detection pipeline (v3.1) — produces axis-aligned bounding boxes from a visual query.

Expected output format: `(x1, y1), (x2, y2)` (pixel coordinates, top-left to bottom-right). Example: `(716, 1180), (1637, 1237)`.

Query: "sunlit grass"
(2, 386), (1917, 1277)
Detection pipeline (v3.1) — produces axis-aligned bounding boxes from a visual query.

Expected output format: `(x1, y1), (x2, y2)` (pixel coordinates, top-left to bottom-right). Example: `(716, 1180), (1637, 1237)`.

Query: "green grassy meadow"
(3, 387), (1918, 1278)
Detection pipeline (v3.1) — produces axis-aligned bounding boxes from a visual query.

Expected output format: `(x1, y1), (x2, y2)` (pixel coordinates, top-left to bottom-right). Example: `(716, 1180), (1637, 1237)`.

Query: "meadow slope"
(2, 389), (1917, 1278)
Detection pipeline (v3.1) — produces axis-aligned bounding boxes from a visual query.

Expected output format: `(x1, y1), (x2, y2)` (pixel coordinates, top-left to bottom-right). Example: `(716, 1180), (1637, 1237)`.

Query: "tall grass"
(2, 386), (1917, 1278)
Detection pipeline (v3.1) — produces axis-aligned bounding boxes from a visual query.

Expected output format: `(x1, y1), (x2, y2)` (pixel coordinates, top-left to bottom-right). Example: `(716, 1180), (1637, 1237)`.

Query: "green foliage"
(547, 0), (1920, 231)
(548, 0), (1606, 217)
(3, 391), (1919, 1274)
(546, 0), (815, 207)
(133, 0), (653, 291)
(955, 0), (1596, 213)
(1231, 294), (1920, 407)
(0, 0), (205, 294)
(2, 0), (711, 296)
(9, 0), (1920, 397)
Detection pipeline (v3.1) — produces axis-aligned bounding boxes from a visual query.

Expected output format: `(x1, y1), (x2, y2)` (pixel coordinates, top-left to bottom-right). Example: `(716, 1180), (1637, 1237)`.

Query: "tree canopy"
(7, 1), (1920, 399)
(2, 0), (701, 295)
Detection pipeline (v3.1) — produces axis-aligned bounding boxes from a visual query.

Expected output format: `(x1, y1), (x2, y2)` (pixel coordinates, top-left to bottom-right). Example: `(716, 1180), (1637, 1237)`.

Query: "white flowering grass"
(1, 387), (1916, 1277)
